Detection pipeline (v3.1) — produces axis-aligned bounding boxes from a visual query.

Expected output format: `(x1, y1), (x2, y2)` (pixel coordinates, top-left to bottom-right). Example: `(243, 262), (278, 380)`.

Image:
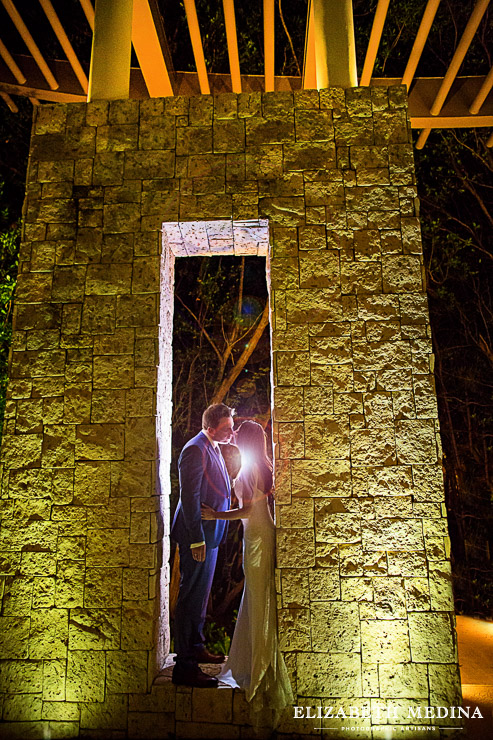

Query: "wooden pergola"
(0, 0), (491, 148)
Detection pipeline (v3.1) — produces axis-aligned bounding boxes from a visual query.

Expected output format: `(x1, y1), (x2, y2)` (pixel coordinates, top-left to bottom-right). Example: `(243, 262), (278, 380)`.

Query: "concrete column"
(312, 0), (357, 89)
(88, 0), (133, 101)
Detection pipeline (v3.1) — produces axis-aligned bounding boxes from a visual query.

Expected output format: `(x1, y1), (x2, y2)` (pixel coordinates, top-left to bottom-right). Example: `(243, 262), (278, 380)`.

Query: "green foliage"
(415, 130), (493, 616)
(203, 618), (233, 656)
(0, 180), (20, 444)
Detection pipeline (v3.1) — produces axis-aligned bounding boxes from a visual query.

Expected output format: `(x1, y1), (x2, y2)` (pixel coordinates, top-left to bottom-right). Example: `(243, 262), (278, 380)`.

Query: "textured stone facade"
(0, 88), (462, 739)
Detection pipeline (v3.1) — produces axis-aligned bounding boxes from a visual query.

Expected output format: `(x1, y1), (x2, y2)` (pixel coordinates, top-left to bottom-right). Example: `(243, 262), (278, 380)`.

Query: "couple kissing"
(171, 403), (293, 725)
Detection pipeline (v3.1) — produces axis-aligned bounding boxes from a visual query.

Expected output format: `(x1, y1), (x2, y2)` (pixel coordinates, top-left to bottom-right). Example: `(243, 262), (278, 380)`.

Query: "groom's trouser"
(174, 541), (218, 670)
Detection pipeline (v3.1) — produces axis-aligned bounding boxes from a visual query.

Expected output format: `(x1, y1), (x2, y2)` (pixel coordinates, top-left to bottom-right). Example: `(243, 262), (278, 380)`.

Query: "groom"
(171, 403), (234, 687)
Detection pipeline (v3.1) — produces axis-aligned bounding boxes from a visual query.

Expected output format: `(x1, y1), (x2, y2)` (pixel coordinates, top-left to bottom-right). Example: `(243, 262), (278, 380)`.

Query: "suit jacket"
(171, 430), (231, 548)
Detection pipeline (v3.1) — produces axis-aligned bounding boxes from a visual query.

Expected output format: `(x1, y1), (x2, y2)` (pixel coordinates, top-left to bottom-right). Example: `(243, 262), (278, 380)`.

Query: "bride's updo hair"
(236, 420), (273, 492)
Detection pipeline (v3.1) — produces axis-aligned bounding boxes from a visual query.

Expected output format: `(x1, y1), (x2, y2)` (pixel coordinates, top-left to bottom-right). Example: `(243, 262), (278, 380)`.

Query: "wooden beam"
(0, 90), (17, 111)
(0, 79), (84, 102)
(486, 130), (493, 147)
(415, 129), (431, 149)
(0, 0), (58, 90)
(360, 0), (390, 86)
(469, 66), (493, 114)
(39, 0), (88, 94)
(430, 0), (490, 116)
(402, 0), (441, 90)
(263, 0), (275, 92)
(312, 0), (357, 89)
(132, 0), (174, 97)
(0, 37), (26, 83)
(222, 0), (241, 93)
(302, 0), (317, 90)
(183, 0), (210, 94)
(79, 0), (95, 30)
(88, 0), (133, 101)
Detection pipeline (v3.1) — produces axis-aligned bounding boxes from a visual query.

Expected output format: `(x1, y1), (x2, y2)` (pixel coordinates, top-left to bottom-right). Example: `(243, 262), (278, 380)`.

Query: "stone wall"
(0, 87), (462, 739)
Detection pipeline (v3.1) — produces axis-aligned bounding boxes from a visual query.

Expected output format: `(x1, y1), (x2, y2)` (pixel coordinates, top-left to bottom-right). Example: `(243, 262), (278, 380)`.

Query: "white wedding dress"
(219, 464), (294, 726)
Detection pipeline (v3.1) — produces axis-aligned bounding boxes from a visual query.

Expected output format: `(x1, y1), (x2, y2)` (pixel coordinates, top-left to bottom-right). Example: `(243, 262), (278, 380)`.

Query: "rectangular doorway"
(155, 219), (273, 670)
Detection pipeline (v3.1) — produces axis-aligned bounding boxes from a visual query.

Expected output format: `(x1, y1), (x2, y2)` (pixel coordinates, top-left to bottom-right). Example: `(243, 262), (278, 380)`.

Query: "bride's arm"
(201, 465), (257, 520)
(201, 503), (251, 521)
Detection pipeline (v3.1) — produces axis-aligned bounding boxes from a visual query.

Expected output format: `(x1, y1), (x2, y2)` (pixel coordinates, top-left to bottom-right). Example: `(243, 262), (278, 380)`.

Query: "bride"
(201, 420), (294, 726)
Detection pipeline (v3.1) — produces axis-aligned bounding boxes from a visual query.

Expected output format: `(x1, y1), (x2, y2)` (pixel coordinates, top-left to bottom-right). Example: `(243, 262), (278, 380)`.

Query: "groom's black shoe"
(192, 646), (226, 664)
(172, 664), (218, 688)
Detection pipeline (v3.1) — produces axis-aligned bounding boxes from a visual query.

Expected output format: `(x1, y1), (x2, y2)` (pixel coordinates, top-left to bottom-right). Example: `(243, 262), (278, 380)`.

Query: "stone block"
(73, 461), (110, 505)
(272, 387), (304, 421)
(277, 498), (314, 529)
(311, 602), (360, 652)
(395, 420), (437, 464)
(92, 152), (124, 186)
(260, 196), (305, 226)
(428, 663), (462, 708)
(29, 609), (68, 660)
(123, 568), (148, 600)
(310, 335), (352, 365)
(341, 261), (382, 294)
(0, 617), (30, 659)
(281, 568), (310, 607)
(75, 423), (124, 460)
(297, 652), (362, 697)
(105, 649), (148, 694)
(291, 459), (350, 499)
(85, 264), (132, 295)
(2, 694), (43, 722)
(309, 566), (340, 600)
(91, 389), (126, 423)
(412, 465), (444, 502)
(55, 561), (84, 608)
(84, 567), (122, 608)
(117, 294), (158, 327)
(125, 416), (157, 460)
(275, 351), (310, 385)
(271, 325), (308, 351)
(299, 250), (339, 288)
(103, 202), (141, 233)
(295, 109), (333, 141)
(373, 577), (407, 619)
(68, 606), (121, 651)
(111, 460), (153, 497)
(408, 612), (456, 663)
(379, 663), (428, 699)
(191, 687), (233, 723)
(269, 256), (299, 289)
(278, 422), (304, 458)
(350, 429), (396, 466)
(276, 529), (315, 568)
(304, 415), (350, 459)
(121, 600), (154, 650)
(341, 576), (373, 602)
(383, 255), (423, 293)
(86, 528), (129, 567)
(66, 650), (105, 702)
(93, 355), (134, 389)
(284, 141), (336, 171)
(315, 500), (361, 544)
(57, 536), (85, 560)
(361, 619), (410, 663)
(80, 295), (115, 334)
(362, 519), (424, 552)
(278, 607), (311, 650)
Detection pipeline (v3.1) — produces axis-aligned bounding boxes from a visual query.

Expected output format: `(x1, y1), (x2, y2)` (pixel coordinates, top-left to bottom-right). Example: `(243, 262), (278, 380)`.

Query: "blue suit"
(171, 431), (231, 669)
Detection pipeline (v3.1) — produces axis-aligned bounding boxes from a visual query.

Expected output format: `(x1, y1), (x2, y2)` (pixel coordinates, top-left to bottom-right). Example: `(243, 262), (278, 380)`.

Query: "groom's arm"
(178, 444), (206, 547)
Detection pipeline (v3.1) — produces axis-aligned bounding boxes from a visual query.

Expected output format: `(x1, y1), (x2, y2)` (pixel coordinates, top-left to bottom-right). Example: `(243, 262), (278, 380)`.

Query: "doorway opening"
(156, 219), (272, 670)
